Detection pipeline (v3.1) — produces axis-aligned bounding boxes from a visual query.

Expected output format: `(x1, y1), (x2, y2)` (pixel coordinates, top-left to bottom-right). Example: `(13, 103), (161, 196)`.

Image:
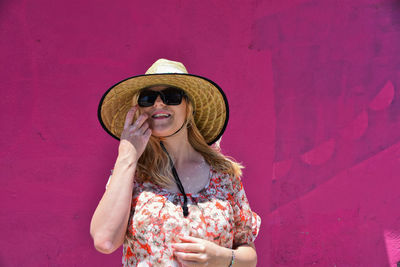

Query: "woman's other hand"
(172, 236), (232, 267)
(119, 105), (152, 163)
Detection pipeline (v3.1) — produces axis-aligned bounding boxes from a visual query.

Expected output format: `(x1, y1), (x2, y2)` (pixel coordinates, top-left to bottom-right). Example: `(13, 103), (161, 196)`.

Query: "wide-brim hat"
(97, 58), (229, 145)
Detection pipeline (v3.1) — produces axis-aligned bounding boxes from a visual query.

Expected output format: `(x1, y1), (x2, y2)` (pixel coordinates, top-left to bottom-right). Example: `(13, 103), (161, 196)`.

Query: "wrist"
(114, 156), (138, 177)
(116, 153), (138, 167)
(220, 247), (234, 267)
(118, 140), (140, 163)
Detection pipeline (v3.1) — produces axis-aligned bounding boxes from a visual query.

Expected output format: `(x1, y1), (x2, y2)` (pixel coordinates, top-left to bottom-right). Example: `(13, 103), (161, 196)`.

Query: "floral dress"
(122, 167), (261, 267)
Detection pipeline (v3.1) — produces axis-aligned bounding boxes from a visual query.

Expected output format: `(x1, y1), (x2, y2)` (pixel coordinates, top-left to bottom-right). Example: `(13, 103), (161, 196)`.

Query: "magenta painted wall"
(1, 0), (400, 266)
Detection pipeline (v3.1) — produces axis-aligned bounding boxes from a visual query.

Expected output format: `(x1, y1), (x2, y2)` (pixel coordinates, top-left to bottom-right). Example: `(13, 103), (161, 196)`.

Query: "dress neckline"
(147, 166), (216, 197)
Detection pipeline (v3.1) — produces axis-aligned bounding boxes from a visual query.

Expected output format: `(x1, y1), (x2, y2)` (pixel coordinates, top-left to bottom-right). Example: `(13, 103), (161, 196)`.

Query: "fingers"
(120, 108), (152, 143)
(125, 114), (149, 135)
(143, 127), (152, 138)
(132, 114), (149, 130)
(135, 121), (148, 134)
(124, 106), (149, 130)
(172, 236), (207, 254)
(172, 243), (206, 253)
(176, 259), (197, 267)
(124, 106), (138, 129)
(178, 236), (201, 243)
(175, 251), (207, 263)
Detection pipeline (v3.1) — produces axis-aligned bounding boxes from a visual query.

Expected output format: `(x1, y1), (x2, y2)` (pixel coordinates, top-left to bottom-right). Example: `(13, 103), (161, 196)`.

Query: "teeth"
(153, 114), (170, 118)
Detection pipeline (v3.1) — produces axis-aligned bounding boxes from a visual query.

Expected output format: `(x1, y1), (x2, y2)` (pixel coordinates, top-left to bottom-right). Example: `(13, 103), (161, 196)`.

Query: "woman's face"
(138, 85), (187, 137)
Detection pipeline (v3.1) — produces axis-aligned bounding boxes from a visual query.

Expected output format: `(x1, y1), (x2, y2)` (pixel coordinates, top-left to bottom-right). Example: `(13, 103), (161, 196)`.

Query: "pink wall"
(1, 0), (399, 266)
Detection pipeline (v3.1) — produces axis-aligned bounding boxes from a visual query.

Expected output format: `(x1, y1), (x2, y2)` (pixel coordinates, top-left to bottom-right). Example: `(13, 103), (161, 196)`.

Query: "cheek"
(177, 102), (188, 120)
(175, 110), (187, 123)
(138, 107), (150, 116)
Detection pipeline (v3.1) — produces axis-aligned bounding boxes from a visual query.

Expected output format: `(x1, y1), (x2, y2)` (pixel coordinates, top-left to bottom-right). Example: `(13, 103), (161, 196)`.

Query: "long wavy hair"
(132, 89), (244, 187)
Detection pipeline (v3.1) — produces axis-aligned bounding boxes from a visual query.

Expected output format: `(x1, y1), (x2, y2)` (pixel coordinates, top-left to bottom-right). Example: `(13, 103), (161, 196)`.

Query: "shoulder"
(212, 170), (243, 194)
(132, 178), (146, 197)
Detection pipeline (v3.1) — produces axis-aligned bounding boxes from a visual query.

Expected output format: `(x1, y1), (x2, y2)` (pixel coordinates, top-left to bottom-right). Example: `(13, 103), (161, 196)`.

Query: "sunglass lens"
(138, 90), (158, 107)
(138, 87), (186, 107)
(163, 87), (184, 105)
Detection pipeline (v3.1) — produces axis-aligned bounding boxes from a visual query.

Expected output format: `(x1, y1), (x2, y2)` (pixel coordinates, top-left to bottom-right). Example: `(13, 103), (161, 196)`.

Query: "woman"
(91, 59), (261, 266)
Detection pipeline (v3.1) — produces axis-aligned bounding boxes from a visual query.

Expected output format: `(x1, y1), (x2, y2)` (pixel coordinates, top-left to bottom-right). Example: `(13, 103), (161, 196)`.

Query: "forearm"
(231, 243), (257, 267)
(90, 155), (137, 253)
(219, 243), (257, 267)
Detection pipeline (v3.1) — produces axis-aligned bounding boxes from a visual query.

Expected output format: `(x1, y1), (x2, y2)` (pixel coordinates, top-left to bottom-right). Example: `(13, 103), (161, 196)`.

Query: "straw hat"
(97, 59), (229, 145)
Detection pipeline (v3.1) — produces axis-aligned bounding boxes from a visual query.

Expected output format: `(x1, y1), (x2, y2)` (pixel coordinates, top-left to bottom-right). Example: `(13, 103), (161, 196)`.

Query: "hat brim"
(98, 73), (229, 145)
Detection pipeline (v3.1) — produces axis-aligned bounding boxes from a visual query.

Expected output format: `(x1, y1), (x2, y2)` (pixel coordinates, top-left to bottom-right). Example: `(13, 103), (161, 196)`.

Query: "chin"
(150, 128), (176, 137)
(149, 119), (186, 137)
(150, 124), (185, 138)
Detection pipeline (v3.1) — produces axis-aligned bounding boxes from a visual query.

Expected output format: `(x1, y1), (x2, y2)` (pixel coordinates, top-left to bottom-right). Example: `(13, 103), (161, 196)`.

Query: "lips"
(152, 114), (171, 119)
(151, 111), (172, 119)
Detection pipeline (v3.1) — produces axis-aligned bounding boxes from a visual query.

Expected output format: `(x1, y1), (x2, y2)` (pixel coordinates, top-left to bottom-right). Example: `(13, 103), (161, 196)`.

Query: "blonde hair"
(133, 89), (243, 187)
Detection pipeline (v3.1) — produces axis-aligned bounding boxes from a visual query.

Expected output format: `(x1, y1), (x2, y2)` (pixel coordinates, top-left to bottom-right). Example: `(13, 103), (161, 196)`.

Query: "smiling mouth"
(152, 114), (171, 119)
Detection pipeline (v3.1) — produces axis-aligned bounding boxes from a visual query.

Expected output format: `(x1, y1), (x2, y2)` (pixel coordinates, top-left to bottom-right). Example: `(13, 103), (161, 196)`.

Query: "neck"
(160, 128), (199, 168)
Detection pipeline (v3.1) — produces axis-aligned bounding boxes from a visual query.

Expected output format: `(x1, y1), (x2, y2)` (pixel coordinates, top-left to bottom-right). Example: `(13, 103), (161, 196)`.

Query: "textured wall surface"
(1, 0), (399, 266)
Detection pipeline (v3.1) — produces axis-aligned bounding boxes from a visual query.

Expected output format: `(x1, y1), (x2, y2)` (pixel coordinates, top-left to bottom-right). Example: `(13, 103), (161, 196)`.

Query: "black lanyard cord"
(160, 141), (189, 217)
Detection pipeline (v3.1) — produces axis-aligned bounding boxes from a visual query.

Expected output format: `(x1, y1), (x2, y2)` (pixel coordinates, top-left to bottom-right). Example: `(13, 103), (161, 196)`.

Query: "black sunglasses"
(138, 86), (186, 107)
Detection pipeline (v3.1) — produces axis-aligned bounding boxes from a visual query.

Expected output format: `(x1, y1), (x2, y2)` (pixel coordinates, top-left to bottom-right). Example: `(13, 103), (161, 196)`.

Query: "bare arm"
(90, 154), (137, 253)
(172, 236), (257, 266)
(90, 107), (151, 254)
(231, 242), (257, 266)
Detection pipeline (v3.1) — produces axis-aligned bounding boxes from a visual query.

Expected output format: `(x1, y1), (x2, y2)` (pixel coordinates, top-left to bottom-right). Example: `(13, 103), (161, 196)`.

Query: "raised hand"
(172, 236), (232, 267)
(118, 105), (152, 163)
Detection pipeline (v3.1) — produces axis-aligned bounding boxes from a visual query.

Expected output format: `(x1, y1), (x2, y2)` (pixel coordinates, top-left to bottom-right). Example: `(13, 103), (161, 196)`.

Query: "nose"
(153, 95), (165, 107)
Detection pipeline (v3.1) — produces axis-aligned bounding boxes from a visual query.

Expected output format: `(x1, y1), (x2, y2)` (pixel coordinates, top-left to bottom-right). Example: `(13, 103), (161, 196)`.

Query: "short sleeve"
(124, 180), (143, 240)
(228, 175), (261, 246)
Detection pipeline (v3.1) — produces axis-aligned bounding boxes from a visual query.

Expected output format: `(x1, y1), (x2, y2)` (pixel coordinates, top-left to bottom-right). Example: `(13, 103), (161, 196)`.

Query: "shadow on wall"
(251, 0), (400, 211)
(250, 0), (400, 265)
